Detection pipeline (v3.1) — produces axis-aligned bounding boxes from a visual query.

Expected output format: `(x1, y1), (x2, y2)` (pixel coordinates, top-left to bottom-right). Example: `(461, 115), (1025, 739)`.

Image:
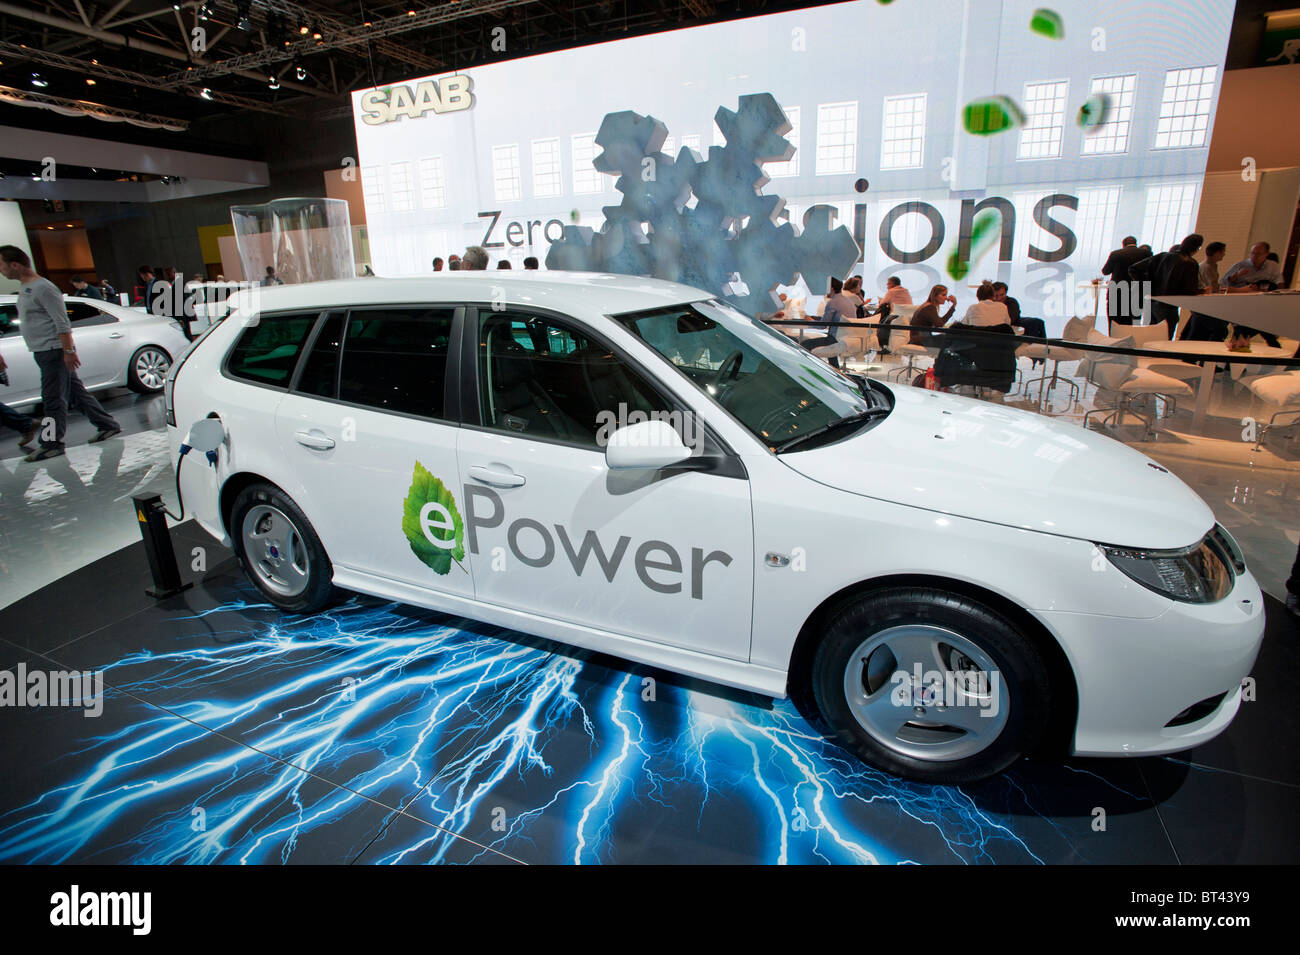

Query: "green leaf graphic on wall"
(401, 461), (465, 575)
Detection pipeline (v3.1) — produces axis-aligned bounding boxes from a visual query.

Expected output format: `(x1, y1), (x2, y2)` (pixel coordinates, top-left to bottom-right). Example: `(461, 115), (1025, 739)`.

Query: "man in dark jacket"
(1101, 236), (1150, 325)
(1129, 234), (1202, 337)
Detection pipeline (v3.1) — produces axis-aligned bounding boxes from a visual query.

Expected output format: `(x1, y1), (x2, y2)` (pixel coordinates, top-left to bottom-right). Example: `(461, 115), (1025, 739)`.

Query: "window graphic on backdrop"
(351, 0), (1234, 332)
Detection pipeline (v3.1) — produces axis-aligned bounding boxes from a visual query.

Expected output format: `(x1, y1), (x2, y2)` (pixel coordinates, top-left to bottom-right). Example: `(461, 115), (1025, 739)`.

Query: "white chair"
(1017, 315), (1091, 413)
(1081, 333), (1194, 440)
(883, 306), (929, 382)
(1244, 370), (1300, 450)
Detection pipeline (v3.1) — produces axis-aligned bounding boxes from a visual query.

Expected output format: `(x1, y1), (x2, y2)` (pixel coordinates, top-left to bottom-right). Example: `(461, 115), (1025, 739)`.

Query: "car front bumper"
(1041, 569), (1266, 757)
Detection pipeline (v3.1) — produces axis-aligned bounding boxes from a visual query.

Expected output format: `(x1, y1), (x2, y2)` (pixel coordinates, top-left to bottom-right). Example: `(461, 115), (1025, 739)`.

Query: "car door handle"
(294, 430), (336, 451)
(108, 332), (124, 339)
(468, 465), (526, 487)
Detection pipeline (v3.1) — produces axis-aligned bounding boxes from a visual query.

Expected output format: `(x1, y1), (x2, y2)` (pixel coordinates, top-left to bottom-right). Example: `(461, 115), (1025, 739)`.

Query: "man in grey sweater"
(0, 245), (120, 462)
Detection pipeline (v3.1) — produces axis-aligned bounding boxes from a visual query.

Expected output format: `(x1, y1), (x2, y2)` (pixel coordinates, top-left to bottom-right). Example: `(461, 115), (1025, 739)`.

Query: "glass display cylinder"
(230, 197), (356, 284)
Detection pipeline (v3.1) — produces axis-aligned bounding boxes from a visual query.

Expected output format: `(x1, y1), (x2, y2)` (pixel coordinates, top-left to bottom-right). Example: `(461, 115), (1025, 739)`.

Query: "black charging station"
(133, 493), (193, 600)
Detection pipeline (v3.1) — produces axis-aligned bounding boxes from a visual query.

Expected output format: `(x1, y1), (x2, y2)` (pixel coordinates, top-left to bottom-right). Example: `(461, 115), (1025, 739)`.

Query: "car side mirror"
(605, 420), (693, 470)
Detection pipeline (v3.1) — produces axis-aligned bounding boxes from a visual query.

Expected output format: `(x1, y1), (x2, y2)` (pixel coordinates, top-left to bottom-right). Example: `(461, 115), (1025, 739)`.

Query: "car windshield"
(615, 299), (879, 450)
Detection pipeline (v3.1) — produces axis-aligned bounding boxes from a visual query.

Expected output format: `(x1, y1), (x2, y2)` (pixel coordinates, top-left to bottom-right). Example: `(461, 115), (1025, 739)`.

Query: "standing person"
(432, 257), (444, 272)
(448, 254), (461, 271)
(523, 257), (539, 270)
(0, 245), (120, 462)
(461, 246), (489, 270)
(1287, 539), (1300, 621)
(99, 278), (117, 300)
(1183, 242), (1229, 341)
(909, 284), (957, 345)
(133, 265), (156, 307)
(261, 266), (283, 286)
(497, 260), (513, 269)
(1101, 236), (1150, 325)
(1130, 234), (1202, 337)
(0, 352), (38, 448)
(70, 276), (103, 300)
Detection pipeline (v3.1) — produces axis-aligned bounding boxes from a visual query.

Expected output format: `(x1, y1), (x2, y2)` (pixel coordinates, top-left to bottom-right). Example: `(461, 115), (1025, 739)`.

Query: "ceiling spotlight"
(312, 31), (322, 40)
(238, 16), (251, 30)
(86, 78), (96, 86)
(173, 3), (180, 9)
(299, 24), (309, 35)
(407, 8), (415, 15)
(295, 65), (307, 81)
(30, 72), (48, 88)
(199, 87), (213, 100)
(268, 76), (280, 90)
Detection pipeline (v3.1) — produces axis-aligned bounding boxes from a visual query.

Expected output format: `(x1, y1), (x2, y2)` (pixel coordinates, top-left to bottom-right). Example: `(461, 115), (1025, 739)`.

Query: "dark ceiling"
(0, 0), (1295, 161)
(0, 0), (827, 131)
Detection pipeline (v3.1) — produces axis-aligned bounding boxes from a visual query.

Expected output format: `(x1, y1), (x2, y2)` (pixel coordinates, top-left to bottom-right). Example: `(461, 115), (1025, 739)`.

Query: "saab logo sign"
(360, 75), (474, 125)
(401, 462), (731, 598)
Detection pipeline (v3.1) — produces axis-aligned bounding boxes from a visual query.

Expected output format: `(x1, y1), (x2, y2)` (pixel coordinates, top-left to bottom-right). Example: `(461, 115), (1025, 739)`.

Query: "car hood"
(780, 384), (1215, 549)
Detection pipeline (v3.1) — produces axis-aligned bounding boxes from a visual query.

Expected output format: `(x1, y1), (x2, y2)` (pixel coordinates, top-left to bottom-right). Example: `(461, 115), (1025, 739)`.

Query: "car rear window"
(226, 312), (319, 386)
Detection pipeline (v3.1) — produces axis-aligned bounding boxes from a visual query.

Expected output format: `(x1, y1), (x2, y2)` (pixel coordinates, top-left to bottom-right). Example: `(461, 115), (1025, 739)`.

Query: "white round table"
(1144, 339), (1292, 427)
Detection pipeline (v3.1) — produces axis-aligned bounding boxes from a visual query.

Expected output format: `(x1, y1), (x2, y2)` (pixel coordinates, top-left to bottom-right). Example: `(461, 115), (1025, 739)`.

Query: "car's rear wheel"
(811, 587), (1050, 784)
(127, 345), (172, 393)
(230, 483), (335, 613)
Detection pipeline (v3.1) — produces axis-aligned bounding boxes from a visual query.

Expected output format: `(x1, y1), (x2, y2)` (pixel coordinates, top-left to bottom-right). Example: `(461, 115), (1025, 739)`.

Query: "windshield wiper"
(774, 408), (888, 454)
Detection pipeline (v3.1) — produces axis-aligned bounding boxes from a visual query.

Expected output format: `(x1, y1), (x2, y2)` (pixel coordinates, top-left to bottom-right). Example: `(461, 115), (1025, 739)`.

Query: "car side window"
(0, 305), (18, 337)
(66, 302), (115, 326)
(226, 312), (320, 387)
(336, 308), (454, 418)
(477, 310), (671, 448)
(295, 314), (346, 399)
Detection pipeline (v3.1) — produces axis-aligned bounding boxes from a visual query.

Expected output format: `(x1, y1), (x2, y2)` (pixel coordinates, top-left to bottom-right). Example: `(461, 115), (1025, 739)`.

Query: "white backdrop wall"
(352, 0), (1236, 332)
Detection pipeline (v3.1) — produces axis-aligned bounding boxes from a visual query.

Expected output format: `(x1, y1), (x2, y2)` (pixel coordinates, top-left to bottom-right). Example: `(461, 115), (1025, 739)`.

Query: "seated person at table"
(867, 276), (912, 313)
(1220, 241), (1283, 346)
(991, 281), (1046, 339)
(909, 284), (957, 345)
(1224, 242), (1280, 290)
(841, 276), (868, 317)
(801, 277), (847, 368)
(956, 281), (1011, 327)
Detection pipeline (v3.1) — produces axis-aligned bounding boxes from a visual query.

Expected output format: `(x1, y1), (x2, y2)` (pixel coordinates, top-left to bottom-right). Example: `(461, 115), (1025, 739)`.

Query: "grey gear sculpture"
(545, 93), (860, 313)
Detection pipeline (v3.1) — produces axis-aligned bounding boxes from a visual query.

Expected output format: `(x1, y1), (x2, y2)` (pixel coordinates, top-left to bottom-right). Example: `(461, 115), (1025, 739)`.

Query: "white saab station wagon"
(166, 273), (1265, 783)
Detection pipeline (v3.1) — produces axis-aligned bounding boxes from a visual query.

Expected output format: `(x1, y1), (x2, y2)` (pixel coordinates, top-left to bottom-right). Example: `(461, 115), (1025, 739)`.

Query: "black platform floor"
(1, 524), (1295, 865)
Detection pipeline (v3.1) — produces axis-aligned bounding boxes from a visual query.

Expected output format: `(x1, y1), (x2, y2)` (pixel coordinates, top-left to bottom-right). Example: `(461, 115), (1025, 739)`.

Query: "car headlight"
(1100, 526), (1238, 604)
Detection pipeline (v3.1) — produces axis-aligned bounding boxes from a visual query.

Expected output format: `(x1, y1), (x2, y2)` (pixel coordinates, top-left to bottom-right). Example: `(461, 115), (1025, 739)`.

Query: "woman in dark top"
(908, 284), (957, 345)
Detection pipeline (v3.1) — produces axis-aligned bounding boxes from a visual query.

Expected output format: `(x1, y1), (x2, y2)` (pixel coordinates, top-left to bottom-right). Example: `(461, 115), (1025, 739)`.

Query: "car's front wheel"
(230, 483), (335, 613)
(127, 345), (172, 393)
(811, 588), (1050, 784)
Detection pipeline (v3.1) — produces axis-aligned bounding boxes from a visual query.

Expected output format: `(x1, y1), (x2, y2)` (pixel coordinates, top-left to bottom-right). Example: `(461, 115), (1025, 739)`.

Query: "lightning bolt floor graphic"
(0, 566), (1262, 865)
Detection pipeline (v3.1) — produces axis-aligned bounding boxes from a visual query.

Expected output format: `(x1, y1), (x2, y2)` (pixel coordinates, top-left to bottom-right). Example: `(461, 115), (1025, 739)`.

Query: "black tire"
(230, 482), (335, 613)
(810, 587), (1050, 784)
(127, 344), (172, 393)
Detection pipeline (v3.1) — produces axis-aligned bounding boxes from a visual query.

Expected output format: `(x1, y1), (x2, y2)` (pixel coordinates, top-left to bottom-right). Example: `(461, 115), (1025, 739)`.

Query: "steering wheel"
(711, 350), (745, 388)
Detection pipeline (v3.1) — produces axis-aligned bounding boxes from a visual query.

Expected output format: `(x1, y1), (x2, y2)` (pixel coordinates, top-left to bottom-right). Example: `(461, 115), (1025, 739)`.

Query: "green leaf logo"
(401, 460), (465, 576)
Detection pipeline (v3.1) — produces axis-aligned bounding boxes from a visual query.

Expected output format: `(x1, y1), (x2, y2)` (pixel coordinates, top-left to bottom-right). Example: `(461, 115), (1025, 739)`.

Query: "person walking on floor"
(0, 245), (121, 462)
(0, 351), (37, 450)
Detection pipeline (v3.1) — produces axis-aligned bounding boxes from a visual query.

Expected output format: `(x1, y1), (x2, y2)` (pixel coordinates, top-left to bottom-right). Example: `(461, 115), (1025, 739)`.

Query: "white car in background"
(165, 274), (1266, 784)
(0, 293), (191, 409)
